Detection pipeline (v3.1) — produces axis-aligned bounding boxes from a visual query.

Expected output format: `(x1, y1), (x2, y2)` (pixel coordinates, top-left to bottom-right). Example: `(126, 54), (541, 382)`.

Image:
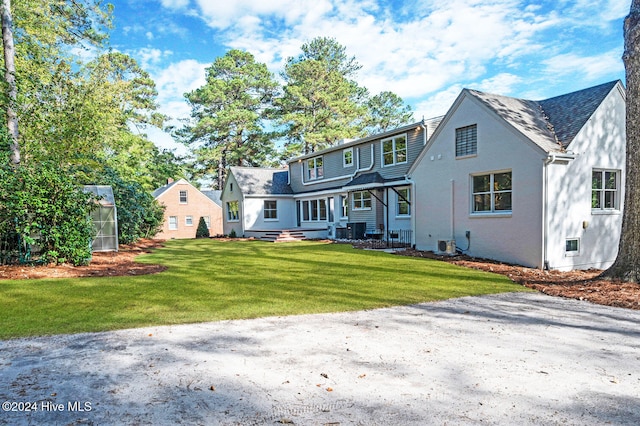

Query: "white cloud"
(159, 0), (189, 9)
(134, 47), (173, 70)
(152, 59), (208, 119)
(543, 50), (624, 81)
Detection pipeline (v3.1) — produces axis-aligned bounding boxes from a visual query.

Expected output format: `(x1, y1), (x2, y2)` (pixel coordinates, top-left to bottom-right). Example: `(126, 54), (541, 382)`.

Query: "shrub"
(0, 161), (95, 265)
(195, 217), (209, 238)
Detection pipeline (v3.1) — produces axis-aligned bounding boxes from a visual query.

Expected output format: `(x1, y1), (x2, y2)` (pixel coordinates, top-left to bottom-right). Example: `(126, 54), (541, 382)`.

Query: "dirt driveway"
(1, 292), (639, 425)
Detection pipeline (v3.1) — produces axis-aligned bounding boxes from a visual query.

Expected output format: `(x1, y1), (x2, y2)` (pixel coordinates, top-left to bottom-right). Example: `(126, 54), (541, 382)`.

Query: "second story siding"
(288, 120), (439, 193)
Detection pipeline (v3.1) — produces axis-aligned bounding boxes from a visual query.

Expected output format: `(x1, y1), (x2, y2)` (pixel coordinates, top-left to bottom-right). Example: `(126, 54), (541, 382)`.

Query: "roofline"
(287, 120), (427, 163)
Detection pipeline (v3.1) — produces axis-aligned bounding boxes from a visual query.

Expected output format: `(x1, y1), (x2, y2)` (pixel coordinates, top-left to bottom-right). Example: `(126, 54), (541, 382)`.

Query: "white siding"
(544, 87), (625, 270)
(412, 94), (546, 268)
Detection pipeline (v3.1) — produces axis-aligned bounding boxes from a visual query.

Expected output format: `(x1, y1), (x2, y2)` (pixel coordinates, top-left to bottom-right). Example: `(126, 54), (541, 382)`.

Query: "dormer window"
(307, 156), (323, 180)
(382, 135), (407, 167)
(343, 148), (354, 167)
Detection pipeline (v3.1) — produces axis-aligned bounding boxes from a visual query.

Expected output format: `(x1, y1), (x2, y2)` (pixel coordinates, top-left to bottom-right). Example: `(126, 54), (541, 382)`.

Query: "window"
(382, 135), (407, 166)
(307, 156), (323, 180)
(179, 190), (188, 204)
(343, 148), (354, 167)
(396, 188), (411, 216)
(472, 171), (512, 213)
(456, 124), (477, 157)
(185, 216), (193, 226)
(264, 200), (278, 220)
(592, 170), (619, 210)
(169, 216), (178, 230)
(340, 195), (348, 218)
(203, 216), (211, 229)
(353, 191), (372, 210)
(566, 238), (580, 254)
(227, 201), (239, 221)
(301, 199), (327, 221)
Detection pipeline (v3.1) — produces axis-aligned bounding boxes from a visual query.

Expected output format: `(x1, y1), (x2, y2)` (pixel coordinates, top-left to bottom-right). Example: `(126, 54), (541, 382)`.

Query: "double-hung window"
(264, 200), (278, 220)
(307, 156), (323, 180)
(396, 188), (411, 216)
(343, 148), (354, 167)
(382, 135), (407, 167)
(168, 216), (178, 230)
(592, 170), (619, 210)
(353, 191), (372, 210)
(340, 195), (349, 218)
(185, 216), (193, 226)
(227, 201), (239, 221)
(456, 124), (477, 157)
(472, 171), (512, 213)
(179, 190), (188, 204)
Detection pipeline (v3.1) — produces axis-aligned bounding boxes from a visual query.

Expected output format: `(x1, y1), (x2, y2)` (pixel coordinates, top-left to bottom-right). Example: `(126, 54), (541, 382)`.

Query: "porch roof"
(342, 172), (409, 192)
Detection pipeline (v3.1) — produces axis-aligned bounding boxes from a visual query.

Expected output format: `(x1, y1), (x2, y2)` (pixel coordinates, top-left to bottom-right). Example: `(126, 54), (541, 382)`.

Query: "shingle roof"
(467, 80), (620, 152)
(152, 179), (180, 198)
(201, 189), (222, 206)
(343, 172), (389, 187)
(230, 167), (293, 195)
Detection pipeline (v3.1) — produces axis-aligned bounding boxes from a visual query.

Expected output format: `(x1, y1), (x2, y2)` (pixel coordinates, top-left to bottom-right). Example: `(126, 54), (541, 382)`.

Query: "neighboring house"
(221, 119), (442, 241)
(409, 80), (626, 270)
(153, 178), (223, 239)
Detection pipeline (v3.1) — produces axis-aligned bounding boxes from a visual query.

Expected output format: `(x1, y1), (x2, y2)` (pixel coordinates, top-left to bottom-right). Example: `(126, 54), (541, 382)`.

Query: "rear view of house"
(409, 80), (626, 270)
(153, 178), (223, 239)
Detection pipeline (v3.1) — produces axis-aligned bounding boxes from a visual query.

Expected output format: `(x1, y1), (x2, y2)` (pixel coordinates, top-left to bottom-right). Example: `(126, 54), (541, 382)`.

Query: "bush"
(195, 217), (209, 238)
(0, 161), (95, 265)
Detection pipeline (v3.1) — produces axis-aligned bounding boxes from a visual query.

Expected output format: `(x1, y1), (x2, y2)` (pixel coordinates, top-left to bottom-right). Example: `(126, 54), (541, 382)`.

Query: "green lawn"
(0, 239), (530, 339)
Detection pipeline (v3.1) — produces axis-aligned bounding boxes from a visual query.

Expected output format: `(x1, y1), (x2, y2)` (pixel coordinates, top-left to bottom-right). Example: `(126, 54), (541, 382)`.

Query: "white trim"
(381, 134), (408, 168)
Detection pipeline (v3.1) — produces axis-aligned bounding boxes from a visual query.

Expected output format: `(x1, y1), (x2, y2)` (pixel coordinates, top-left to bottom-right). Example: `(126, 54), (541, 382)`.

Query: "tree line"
(179, 37), (414, 189)
(0, 0), (179, 264)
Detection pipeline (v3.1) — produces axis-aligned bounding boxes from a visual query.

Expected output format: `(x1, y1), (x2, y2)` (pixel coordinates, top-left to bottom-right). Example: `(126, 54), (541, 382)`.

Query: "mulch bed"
(395, 249), (640, 310)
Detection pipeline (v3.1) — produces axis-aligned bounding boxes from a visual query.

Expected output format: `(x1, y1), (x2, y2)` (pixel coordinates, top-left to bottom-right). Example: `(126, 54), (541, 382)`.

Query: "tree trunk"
(1, 0), (19, 165)
(602, 0), (640, 282)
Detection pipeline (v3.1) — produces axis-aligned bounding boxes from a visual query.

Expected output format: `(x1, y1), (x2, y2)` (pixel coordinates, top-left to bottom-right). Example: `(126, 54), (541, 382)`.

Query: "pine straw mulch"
(0, 239), (167, 280)
(394, 249), (640, 310)
(1, 239), (638, 311)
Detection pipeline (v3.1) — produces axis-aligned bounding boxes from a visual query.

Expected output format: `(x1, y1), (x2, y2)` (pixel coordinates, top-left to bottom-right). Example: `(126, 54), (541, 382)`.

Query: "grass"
(0, 239), (530, 339)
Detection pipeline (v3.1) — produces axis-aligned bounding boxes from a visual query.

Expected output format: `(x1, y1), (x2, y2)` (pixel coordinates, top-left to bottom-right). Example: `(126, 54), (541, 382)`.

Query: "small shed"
(83, 185), (119, 252)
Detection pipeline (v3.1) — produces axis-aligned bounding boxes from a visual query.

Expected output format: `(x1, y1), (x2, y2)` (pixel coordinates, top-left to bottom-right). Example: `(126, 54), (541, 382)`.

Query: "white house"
(408, 80), (626, 270)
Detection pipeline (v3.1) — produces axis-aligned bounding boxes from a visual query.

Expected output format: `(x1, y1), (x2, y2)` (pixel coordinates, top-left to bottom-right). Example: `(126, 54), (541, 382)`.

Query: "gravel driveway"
(1, 292), (639, 425)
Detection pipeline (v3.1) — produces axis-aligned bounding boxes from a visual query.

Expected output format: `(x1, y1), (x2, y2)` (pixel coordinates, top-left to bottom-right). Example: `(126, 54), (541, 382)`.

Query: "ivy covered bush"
(0, 162), (95, 265)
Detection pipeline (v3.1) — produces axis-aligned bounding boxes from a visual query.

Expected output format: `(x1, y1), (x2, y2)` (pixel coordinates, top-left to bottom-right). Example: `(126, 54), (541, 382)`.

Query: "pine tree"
(195, 216), (210, 238)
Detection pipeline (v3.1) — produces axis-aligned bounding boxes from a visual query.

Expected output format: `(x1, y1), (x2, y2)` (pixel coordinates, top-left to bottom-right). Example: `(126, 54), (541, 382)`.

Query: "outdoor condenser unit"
(437, 239), (456, 255)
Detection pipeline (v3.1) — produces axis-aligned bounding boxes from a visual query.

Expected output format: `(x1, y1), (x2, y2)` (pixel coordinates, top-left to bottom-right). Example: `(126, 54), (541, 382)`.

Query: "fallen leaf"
(358, 374), (366, 379)
(321, 373), (328, 379)
(326, 387), (333, 392)
(209, 385), (216, 391)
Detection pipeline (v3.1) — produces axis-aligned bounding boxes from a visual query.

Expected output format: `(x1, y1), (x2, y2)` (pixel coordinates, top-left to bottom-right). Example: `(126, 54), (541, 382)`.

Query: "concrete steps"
(260, 230), (306, 243)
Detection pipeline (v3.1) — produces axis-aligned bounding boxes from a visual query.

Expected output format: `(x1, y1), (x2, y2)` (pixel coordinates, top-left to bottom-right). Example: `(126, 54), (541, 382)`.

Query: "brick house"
(153, 178), (223, 239)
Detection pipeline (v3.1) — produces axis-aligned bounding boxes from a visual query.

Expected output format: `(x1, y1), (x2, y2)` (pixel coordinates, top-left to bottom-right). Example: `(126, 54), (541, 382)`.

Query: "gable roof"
(466, 80), (621, 153)
(152, 178), (184, 198)
(230, 167), (293, 196)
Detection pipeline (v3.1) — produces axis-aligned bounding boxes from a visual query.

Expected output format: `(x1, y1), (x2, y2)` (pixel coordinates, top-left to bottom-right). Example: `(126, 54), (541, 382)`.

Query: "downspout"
(410, 179), (416, 248)
(420, 119), (428, 146)
(450, 179), (455, 239)
(542, 154), (556, 270)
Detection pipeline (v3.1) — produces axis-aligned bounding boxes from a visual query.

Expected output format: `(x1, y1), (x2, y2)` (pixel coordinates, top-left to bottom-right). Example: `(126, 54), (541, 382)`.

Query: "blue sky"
(106, 0), (630, 153)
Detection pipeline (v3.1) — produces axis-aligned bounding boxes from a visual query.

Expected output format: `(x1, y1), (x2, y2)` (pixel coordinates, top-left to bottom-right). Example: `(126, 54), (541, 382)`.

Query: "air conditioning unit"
(437, 239), (456, 255)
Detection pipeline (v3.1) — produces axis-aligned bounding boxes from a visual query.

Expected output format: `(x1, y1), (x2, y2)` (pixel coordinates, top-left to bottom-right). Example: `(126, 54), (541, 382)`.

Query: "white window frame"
(179, 190), (188, 204)
(353, 191), (372, 211)
(396, 188), (411, 217)
(381, 134), (407, 167)
(456, 124), (477, 158)
(168, 216), (178, 230)
(592, 169), (620, 212)
(185, 215), (193, 226)
(301, 199), (327, 222)
(343, 148), (354, 167)
(264, 200), (278, 221)
(203, 216), (211, 229)
(565, 238), (580, 256)
(340, 194), (349, 219)
(307, 156), (324, 180)
(471, 170), (512, 215)
(227, 201), (239, 222)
